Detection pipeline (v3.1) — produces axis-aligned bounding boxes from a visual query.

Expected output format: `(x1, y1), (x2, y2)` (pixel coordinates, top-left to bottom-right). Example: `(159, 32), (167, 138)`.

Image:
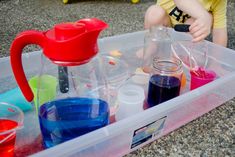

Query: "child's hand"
(189, 12), (212, 42)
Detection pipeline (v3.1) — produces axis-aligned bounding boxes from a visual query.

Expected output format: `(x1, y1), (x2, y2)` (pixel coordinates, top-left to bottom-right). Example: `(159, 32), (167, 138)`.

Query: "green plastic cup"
(29, 75), (57, 113)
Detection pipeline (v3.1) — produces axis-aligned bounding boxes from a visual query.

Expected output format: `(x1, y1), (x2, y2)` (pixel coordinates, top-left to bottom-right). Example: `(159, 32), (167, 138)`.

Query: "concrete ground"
(1, 0), (234, 156)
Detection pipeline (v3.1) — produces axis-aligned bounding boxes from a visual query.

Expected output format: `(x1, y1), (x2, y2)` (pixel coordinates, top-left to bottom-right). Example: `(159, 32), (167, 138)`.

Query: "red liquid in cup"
(190, 67), (216, 90)
(0, 119), (18, 157)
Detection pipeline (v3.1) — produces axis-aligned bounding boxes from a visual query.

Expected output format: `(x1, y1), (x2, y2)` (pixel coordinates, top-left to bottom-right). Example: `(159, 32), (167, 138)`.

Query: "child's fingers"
(191, 28), (205, 38)
(189, 20), (200, 31)
(190, 25), (201, 34)
(192, 33), (207, 42)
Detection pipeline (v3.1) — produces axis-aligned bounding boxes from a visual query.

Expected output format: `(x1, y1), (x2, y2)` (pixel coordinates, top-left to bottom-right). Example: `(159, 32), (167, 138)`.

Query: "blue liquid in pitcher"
(147, 75), (181, 107)
(39, 97), (109, 148)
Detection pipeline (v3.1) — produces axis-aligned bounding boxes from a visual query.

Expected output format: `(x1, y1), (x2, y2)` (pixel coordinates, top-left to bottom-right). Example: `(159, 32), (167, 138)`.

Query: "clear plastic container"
(115, 77), (145, 121)
(0, 29), (235, 157)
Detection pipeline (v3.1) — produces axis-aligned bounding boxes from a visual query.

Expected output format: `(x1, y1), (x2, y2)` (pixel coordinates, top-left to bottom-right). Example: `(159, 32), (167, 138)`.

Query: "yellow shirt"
(157, 0), (227, 28)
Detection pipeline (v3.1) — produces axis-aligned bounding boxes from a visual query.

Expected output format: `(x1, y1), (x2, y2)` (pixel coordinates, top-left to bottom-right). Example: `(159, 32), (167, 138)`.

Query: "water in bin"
(10, 18), (110, 148)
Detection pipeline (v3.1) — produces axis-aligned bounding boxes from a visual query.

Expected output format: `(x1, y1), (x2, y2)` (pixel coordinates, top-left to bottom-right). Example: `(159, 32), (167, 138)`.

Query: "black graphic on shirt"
(169, 7), (191, 23)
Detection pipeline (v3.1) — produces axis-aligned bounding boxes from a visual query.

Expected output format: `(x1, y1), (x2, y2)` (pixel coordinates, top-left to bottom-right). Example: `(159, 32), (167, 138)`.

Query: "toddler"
(144, 0), (227, 47)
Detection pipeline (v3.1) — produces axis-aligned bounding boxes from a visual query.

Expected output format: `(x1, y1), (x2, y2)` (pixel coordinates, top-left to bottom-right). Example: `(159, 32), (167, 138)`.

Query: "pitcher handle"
(10, 30), (45, 102)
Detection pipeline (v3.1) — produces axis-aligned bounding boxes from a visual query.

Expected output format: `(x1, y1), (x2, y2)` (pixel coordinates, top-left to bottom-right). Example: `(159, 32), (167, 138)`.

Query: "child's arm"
(173, 0), (212, 42)
(212, 28), (227, 47)
(211, 0), (227, 47)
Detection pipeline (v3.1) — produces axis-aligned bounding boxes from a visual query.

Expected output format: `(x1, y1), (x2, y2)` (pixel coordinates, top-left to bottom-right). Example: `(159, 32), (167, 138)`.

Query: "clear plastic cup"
(171, 40), (208, 70)
(0, 102), (24, 157)
(115, 74), (149, 121)
(100, 55), (130, 116)
(115, 84), (145, 121)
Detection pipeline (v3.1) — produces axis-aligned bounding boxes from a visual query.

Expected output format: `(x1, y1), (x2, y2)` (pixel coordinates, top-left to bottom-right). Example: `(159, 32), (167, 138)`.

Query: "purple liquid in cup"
(147, 74), (181, 107)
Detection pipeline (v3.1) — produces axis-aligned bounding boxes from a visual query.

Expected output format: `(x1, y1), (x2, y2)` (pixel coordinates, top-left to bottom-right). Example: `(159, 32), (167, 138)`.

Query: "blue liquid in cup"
(39, 97), (109, 148)
(147, 75), (181, 107)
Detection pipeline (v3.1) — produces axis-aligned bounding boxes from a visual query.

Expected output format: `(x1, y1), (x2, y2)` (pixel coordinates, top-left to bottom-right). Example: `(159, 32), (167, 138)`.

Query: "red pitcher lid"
(53, 22), (86, 40)
(42, 18), (108, 66)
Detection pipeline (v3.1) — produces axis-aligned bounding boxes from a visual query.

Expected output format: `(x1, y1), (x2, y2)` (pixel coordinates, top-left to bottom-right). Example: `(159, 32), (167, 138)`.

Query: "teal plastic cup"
(0, 87), (33, 112)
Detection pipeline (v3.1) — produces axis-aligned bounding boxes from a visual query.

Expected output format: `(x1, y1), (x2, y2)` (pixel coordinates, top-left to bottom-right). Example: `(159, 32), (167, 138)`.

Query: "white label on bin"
(131, 116), (167, 149)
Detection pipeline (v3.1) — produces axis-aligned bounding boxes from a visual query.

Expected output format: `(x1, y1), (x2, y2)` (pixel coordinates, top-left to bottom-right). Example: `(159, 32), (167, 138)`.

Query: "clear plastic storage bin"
(1, 29), (235, 157)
